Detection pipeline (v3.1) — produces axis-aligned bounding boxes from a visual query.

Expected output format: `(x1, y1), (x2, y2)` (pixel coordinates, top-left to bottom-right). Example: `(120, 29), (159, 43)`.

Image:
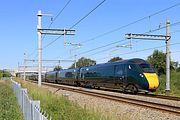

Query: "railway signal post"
(125, 20), (171, 95)
(37, 10), (75, 87)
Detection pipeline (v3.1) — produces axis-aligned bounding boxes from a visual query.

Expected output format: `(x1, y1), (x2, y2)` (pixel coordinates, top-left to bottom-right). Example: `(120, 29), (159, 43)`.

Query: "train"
(29, 58), (159, 94)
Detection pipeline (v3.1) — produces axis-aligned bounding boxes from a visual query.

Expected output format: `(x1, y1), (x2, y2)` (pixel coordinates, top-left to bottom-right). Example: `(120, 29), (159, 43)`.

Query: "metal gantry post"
(64, 28), (66, 47)
(18, 62), (20, 74)
(125, 20), (171, 94)
(166, 20), (170, 94)
(74, 55), (77, 68)
(23, 53), (26, 81)
(37, 10), (42, 87)
(37, 10), (75, 86)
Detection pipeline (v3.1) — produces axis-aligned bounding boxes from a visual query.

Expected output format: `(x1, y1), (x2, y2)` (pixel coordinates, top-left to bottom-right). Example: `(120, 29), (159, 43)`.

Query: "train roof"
(58, 68), (79, 72)
(45, 71), (57, 74)
(81, 58), (148, 68)
(114, 58), (148, 64)
(45, 58), (148, 73)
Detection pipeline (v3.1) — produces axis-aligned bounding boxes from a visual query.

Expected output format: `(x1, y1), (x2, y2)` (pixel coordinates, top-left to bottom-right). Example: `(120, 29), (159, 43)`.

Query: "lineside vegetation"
(0, 70), (12, 78)
(0, 80), (23, 120)
(15, 78), (115, 120)
(156, 71), (180, 97)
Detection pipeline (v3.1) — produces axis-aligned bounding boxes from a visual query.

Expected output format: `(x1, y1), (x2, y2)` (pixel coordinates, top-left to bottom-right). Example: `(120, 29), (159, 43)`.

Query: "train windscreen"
(139, 63), (155, 73)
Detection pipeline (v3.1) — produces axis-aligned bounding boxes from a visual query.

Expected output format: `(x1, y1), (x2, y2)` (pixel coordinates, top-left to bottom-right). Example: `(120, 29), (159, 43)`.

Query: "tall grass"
(15, 78), (112, 120)
(0, 80), (23, 120)
(156, 71), (180, 97)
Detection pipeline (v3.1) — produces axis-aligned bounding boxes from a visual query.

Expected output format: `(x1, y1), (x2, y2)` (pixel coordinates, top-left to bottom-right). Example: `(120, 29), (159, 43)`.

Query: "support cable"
(63, 21), (180, 59)
(28, 0), (72, 57)
(42, 0), (106, 49)
(96, 42), (180, 61)
(79, 2), (180, 44)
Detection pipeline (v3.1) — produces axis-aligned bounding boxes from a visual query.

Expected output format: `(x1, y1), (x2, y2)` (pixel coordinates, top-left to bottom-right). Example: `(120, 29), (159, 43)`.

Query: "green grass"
(155, 71), (180, 97)
(0, 80), (23, 120)
(15, 78), (113, 120)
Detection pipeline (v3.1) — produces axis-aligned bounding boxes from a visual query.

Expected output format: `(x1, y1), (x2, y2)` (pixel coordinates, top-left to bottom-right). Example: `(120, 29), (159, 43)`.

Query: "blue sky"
(0, 0), (180, 69)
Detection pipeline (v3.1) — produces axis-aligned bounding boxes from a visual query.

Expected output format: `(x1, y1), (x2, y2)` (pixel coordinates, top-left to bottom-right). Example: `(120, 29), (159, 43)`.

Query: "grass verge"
(156, 71), (180, 97)
(0, 80), (23, 120)
(15, 78), (113, 120)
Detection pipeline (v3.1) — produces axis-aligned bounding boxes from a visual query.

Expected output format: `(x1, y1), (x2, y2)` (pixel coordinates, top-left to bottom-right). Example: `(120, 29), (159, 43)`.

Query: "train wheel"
(55, 80), (58, 84)
(126, 84), (138, 94)
(76, 82), (81, 87)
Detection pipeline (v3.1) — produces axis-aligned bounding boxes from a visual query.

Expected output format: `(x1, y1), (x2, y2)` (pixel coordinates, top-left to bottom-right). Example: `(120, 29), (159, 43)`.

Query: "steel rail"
(95, 87), (180, 101)
(40, 82), (180, 116)
(137, 93), (180, 102)
(28, 80), (180, 101)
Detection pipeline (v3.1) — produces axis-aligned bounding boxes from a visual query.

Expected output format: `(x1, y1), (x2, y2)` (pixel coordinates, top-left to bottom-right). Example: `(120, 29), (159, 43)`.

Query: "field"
(0, 80), (23, 120)
(156, 71), (180, 97)
(15, 78), (114, 120)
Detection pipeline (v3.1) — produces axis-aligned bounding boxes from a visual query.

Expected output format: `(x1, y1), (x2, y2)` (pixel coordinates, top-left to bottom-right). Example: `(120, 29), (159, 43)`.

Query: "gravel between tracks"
(32, 82), (180, 120)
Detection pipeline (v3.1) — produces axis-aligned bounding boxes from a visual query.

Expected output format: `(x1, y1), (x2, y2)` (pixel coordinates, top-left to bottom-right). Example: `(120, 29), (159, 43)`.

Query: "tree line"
(54, 50), (180, 75)
(0, 70), (12, 78)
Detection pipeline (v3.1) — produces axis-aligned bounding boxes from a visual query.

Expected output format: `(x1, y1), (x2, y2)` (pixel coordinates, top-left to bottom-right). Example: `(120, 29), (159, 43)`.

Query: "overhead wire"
(63, 40), (125, 59)
(43, 0), (107, 49)
(79, 2), (180, 44)
(64, 20), (180, 59)
(48, 0), (72, 28)
(77, 39), (125, 56)
(28, 0), (72, 58)
(66, 41), (130, 59)
(96, 42), (180, 61)
(93, 22), (180, 60)
(55, 2), (180, 60)
(30, 2), (180, 61)
(28, 49), (37, 58)
(171, 50), (180, 54)
(41, 0), (72, 41)
(171, 29), (180, 34)
(87, 41), (130, 57)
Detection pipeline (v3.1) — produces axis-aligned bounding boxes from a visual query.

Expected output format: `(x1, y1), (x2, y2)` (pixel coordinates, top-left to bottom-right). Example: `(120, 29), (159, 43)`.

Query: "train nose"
(143, 73), (159, 90)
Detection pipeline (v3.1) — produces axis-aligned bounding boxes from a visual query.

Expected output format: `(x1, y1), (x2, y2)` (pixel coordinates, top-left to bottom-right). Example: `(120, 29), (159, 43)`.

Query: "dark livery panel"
(79, 64), (115, 88)
(57, 68), (79, 85)
(28, 72), (45, 82)
(45, 71), (57, 83)
(41, 58), (159, 94)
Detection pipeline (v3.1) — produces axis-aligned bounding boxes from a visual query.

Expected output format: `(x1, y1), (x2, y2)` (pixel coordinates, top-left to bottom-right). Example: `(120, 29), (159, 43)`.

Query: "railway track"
(94, 87), (180, 101)
(40, 82), (180, 116)
(137, 93), (180, 101)
(28, 80), (180, 102)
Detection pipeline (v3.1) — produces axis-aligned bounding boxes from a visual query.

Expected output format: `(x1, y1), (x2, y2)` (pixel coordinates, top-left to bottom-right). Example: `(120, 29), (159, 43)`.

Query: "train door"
(114, 64), (127, 89)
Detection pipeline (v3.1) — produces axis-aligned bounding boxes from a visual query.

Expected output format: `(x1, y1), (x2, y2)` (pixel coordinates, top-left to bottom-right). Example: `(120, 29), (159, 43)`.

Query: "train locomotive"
(39, 58), (159, 94)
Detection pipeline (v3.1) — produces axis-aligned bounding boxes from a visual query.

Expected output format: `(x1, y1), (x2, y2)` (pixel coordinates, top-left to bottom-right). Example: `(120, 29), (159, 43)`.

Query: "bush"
(176, 67), (180, 72)
(0, 70), (12, 77)
(156, 71), (180, 96)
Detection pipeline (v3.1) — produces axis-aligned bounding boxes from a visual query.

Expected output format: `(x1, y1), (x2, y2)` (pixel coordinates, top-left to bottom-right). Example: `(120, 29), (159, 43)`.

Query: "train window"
(116, 70), (123, 75)
(96, 66), (114, 77)
(115, 65), (124, 76)
(128, 64), (139, 72)
(139, 63), (155, 73)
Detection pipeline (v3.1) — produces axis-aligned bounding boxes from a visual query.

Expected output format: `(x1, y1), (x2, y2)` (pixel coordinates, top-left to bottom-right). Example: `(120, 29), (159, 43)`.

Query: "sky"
(0, 0), (180, 70)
